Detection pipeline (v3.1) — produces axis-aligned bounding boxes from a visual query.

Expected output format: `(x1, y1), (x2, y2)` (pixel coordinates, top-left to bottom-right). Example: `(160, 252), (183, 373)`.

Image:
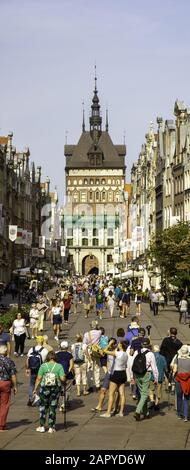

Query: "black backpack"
(28, 347), (43, 372)
(132, 350), (148, 375)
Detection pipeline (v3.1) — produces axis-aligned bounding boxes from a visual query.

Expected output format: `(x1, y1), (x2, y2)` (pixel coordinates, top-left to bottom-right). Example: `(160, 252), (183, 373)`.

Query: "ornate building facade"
(64, 76), (126, 275)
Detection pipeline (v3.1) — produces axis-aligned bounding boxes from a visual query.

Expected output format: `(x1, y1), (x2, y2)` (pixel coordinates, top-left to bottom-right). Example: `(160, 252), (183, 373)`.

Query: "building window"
(107, 238), (114, 246)
(79, 179), (82, 185)
(90, 157), (95, 166)
(96, 157), (100, 166)
(96, 191), (100, 201)
(73, 193), (78, 202)
(67, 228), (73, 237)
(96, 179), (100, 185)
(108, 192), (113, 202)
(68, 179), (71, 185)
(115, 192), (120, 202)
(93, 228), (98, 236)
(90, 179), (94, 185)
(84, 179), (88, 185)
(116, 179), (120, 185)
(93, 238), (99, 246)
(89, 191), (93, 201)
(107, 228), (113, 237)
(82, 228), (88, 236)
(67, 239), (73, 246)
(108, 179), (111, 185)
(81, 192), (87, 202)
(102, 191), (106, 201)
(102, 179), (105, 185)
(74, 180), (77, 185)
(112, 179), (115, 185)
(107, 254), (113, 262)
(82, 238), (88, 246)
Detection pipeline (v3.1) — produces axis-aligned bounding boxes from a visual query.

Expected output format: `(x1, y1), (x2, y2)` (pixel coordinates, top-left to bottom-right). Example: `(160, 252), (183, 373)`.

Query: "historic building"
(64, 76), (126, 275)
(130, 99), (190, 268)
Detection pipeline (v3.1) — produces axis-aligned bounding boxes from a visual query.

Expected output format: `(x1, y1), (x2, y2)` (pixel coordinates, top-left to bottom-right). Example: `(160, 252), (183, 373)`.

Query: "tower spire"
(82, 101), (85, 132)
(90, 65), (102, 136)
(106, 108), (109, 132)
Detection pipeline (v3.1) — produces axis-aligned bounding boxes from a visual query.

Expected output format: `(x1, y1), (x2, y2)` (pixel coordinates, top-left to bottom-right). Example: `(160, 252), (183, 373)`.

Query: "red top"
(175, 372), (190, 395)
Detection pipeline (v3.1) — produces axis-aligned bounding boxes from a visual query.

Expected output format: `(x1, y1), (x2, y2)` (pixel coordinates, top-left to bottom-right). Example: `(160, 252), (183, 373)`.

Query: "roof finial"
(123, 129), (126, 145)
(82, 101), (85, 132)
(94, 62), (97, 92)
(65, 130), (68, 144)
(106, 108), (109, 132)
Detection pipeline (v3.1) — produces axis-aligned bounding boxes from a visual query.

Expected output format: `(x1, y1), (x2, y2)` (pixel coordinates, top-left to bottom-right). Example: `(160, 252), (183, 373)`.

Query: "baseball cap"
(36, 336), (44, 343)
(91, 320), (99, 329)
(61, 341), (68, 349)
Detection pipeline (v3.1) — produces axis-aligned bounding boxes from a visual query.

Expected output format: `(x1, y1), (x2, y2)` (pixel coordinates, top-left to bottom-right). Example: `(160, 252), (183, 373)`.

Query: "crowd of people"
(0, 274), (190, 434)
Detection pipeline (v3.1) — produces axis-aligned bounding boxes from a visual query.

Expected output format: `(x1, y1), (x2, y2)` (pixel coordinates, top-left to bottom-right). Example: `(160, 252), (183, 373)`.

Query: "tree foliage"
(149, 222), (190, 288)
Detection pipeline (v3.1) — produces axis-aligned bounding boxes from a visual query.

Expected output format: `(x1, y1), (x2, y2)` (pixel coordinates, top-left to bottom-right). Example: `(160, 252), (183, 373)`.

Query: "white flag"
(61, 246), (66, 257)
(9, 225), (17, 242)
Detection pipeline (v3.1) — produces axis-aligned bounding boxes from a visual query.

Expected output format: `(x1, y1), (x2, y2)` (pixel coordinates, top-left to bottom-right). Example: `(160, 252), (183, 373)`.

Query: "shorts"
(100, 355), (107, 367)
(102, 372), (110, 390)
(84, 304), (90, 310)
(110, 370), (127, 385)
(96, 303), (103, 310)
(53, 315), (62, 325)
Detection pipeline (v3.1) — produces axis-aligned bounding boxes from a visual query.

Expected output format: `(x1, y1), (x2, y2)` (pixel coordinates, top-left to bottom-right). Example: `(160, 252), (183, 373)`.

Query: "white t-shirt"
(113, 351), (128, 371)
(13, 319), (26, 336)
(52, 307), (61, 316)
(27, 345), (48, 363)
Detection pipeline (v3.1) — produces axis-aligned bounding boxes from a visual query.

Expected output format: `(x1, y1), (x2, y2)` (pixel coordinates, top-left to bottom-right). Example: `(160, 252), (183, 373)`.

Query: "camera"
(146, 325), (152, 335)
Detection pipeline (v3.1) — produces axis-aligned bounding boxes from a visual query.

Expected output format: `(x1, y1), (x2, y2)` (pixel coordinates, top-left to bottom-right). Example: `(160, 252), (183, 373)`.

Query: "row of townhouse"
(130, 99), (190, 262)
(0, 132), (60, 283)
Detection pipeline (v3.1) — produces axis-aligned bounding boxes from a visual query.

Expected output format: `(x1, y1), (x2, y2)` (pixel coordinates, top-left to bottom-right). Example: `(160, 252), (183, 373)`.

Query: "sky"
(1, 0), (190, 202)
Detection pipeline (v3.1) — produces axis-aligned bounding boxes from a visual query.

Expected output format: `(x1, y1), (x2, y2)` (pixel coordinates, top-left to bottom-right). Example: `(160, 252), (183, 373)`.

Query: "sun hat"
(178, 345), (190, 358)
(60, 341), (68, 349)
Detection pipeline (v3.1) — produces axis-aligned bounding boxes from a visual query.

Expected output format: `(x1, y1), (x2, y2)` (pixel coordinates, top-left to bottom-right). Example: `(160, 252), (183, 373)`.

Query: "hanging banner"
(9, 225), (17, 242)
(32, 247), (39, 257)
(15, 227), (23, 244)
(22, 230), (28, 244)
(39, 236), (45, 249)
(61, 246), (66, 257)
(26, 232), (32, 247)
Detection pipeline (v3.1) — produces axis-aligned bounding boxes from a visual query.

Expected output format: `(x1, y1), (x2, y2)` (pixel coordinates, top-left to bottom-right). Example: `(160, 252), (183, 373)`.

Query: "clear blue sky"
(1, 0), (190, 201)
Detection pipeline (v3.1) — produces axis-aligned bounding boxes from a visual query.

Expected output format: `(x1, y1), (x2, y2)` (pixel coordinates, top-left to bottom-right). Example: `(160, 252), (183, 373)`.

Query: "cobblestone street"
(1, 299), (190, 450)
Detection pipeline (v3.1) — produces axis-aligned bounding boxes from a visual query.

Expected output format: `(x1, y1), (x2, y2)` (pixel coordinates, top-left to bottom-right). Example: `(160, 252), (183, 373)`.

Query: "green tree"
(149, 222), (190, 288)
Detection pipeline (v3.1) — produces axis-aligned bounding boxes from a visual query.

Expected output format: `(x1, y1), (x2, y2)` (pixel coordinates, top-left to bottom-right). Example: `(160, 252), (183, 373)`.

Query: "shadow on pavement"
(7, 419), (32, 429)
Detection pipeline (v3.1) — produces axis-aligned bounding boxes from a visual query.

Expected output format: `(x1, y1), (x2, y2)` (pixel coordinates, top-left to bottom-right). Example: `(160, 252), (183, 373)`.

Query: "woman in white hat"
(171, 345), (190, 421)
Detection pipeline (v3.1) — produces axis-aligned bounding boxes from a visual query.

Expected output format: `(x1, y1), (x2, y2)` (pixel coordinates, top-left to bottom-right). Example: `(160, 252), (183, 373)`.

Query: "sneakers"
(134, 412), (141, 421)
(115, 412), (124, 417)
(100, 413), (111, 418)
(27, 400), (33, 407)
(48, 428), (56, 433)
(54, 336), (58, 341)
(36, 426), (45, 432)
(14, 352), (18, 356)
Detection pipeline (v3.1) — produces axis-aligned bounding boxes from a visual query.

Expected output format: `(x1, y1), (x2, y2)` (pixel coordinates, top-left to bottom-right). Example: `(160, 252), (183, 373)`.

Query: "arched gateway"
(82, 255), (99, 275)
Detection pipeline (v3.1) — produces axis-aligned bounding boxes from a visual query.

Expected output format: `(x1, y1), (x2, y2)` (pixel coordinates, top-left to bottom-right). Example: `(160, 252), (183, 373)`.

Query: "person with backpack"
(71, 334), (88, 397)
(96, 289), (104, 320)
(160, 327), (183, 390)
(56, 340), (74, 411)
(26, 336), (48, 406)
(124, 316), (140, 345)
(32, 351), (65, 433)
(131, 338), (158, 421)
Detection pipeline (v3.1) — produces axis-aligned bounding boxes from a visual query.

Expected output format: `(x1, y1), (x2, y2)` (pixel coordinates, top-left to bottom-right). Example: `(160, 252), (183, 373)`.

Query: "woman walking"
(50, 300), (63, 341)
(0, 345), (17, 431)
(100, 340), (128, 418)
(63, 292), (72, 324)
(29, 303), (39, 339)
(33, 351), (65, 433)
(71, 334), (88, 396)
(11, 312), (26, 357)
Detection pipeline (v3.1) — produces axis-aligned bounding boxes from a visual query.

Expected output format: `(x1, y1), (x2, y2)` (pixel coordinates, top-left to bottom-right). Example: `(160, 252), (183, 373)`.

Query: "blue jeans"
(29, 373), (37, 401)
(175, 380), (190, 418)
